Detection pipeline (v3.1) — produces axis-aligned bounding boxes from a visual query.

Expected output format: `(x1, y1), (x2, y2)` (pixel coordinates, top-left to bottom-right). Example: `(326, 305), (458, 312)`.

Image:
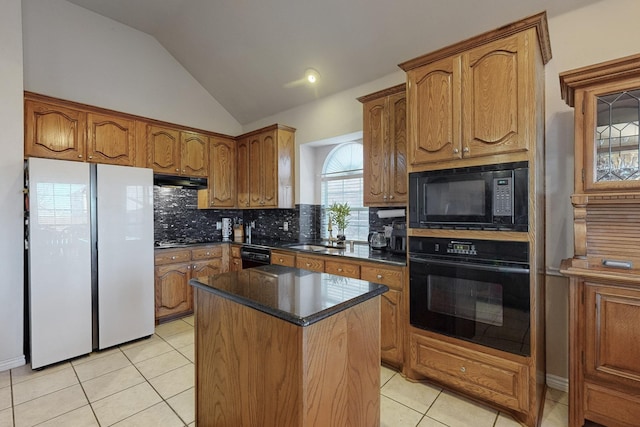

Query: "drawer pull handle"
(460, 367), (466, 373)
(377, 274), (383, 279)
(602, 259), (632, 269)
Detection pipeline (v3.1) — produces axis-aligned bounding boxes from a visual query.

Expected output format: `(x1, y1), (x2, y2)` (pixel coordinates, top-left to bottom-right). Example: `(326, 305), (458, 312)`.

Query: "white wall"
(0, 0), (25, 371)
(22, 0), (242, 136)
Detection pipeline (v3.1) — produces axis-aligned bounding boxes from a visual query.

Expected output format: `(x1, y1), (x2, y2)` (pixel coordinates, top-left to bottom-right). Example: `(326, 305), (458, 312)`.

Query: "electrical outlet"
(216, 221), (222, 230)
(283, 221), (289, 231)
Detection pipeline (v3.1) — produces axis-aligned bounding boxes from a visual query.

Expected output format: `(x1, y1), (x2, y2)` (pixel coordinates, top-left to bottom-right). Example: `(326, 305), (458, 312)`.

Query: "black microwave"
(409, 161), (528, 231)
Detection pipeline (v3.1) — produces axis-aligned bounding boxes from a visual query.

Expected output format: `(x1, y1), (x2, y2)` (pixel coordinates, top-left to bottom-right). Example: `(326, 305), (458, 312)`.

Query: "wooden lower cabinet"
(295, 254), (325, 272)
(410, 333), (529, 412)
(271, 250), (296, 267)
(565, 273), (640, 427)
(286, 250), (405, 368)
(154, 245), (223, 322)
(230, 245), (242, 271)
(155, 262), (193, 322)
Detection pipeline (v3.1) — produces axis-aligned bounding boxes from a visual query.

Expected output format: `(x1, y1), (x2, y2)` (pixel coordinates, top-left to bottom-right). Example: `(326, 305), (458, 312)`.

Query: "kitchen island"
(189, 265), (388, 427)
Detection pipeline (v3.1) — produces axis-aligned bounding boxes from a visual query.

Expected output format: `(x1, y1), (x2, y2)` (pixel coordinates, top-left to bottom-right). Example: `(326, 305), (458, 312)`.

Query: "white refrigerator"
(27, 157), (155, 369)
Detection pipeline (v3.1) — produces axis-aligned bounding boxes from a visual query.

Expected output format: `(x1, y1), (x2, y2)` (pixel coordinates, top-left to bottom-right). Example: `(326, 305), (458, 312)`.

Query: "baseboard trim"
(546, 374), (569, 392)
(0, 355), (26, 372)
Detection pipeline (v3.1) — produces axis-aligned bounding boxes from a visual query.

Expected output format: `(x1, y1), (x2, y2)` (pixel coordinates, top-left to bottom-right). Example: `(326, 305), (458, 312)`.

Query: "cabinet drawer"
(361, 265), (403, 289)
(271, 250), (296, 267)
(296, 254), (324, 272)
(155, 249), (191, 265)
(410, 333), (528, 412)
(325, 260), (360, 279)
(191, 245), (223, 260)
(231, 245), (241, 258)
(584, 382), (640, 426)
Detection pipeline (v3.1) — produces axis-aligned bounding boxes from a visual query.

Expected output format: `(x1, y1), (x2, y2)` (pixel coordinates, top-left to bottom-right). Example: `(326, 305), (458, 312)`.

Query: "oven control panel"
(412, 237), (528, 264)
(446, 241), (477, 256)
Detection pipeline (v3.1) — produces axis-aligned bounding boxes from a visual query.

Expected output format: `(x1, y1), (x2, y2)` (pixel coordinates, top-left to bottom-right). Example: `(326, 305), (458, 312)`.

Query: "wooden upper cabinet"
(147, 125), (181, 174)
(406, 56), (461, 165)
(25, 99), (87, 161)
(462, 33), (530, 158)
(86, 112), (136, 166)
(400, 13), (551, 169)
(359, 84), (407, 206)
(208, 137), (236, 208)
(181, 131), (208, 177)
(236, 137), (250, 208)
(236, 124), (295, 209)
(561, 54), (640, 193)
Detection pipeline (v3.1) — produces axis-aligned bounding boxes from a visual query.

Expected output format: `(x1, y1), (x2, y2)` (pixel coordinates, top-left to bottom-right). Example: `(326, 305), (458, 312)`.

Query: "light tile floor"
(0, 316), (569, 426)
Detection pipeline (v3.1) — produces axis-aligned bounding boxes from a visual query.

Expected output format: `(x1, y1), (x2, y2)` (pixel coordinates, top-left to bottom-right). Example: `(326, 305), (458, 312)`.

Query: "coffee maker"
(389, 220), (406, 254)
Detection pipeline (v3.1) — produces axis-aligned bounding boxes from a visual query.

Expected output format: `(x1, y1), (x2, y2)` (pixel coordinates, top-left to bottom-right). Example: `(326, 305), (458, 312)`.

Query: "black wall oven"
(409, 237), (530, 356)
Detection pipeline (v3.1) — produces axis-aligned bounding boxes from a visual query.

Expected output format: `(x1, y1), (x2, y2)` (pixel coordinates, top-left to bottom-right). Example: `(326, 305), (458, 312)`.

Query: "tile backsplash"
(153, 187), (405, 244)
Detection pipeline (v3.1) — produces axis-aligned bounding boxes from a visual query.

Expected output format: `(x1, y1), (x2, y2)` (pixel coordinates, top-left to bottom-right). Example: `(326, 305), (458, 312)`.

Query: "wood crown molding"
(356, 83), (406, 103)
(398, 11), (551, 72)
(559, 53), (640, 107)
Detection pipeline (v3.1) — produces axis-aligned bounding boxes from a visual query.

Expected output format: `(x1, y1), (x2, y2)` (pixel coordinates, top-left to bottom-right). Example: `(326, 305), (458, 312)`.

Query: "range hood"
(153, 174), (208, 189)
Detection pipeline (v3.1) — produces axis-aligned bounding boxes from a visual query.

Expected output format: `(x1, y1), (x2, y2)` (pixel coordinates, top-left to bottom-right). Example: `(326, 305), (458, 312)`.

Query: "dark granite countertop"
(189, 265), (389, 326)
(155, 238), (407, 266)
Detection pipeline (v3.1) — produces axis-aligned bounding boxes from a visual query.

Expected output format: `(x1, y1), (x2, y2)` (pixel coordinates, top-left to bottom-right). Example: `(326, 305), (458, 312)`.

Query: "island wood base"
(194, 287), (381, 427)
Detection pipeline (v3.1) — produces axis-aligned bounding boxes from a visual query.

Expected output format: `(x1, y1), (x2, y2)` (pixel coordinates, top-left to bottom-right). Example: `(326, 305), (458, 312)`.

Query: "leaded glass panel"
(595, 89), (640, 182)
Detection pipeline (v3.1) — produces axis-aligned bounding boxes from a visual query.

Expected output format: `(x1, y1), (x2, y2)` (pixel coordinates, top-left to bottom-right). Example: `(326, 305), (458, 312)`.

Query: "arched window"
(321, 142), (369, 241)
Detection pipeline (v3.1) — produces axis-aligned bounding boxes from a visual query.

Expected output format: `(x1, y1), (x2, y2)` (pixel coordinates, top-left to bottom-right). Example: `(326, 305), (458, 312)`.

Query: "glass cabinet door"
(586, 87), (640, 189)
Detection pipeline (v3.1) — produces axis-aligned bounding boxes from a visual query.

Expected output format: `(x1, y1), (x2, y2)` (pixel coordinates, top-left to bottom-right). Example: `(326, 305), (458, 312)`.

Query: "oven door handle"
(410, 257), (529, 275)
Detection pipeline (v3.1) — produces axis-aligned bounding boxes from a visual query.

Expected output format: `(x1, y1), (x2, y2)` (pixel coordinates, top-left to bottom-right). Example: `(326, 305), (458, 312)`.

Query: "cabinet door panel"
(25, 101), (86, 161)
(585, 282), (640, 388)
(236, 138), (250, 208)
(209, 137), (236, 207)
(363, 99), (387, 205)
(462, 33), (529, 157)
(381, 288), (402, 365)
(408, 56), (461, 165)
(181, 132), (208, 177)
(192, 259), (222, 278)
(389, 92), (407, 203)
(155, 264), (192, 319)
(261, 132), (278, 207)
(148, 125), (180, 174)
(87, 113), (135, 166)
(248, 136), (262, 206)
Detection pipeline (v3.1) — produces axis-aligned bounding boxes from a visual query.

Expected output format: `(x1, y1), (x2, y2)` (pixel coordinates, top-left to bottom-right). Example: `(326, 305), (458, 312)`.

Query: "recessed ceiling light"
(305, 68), (320, 84)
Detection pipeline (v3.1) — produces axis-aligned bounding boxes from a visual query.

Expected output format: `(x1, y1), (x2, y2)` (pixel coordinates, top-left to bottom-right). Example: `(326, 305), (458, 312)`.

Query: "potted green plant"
(327, 202), (351, 243)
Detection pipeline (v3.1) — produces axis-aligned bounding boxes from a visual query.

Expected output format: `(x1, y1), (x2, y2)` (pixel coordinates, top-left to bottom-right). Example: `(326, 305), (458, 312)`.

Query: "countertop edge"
(189, 277), (389, 327)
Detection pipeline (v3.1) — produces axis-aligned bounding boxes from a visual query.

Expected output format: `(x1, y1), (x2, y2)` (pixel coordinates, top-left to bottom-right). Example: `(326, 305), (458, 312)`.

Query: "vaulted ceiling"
(66, 0), (601, 125)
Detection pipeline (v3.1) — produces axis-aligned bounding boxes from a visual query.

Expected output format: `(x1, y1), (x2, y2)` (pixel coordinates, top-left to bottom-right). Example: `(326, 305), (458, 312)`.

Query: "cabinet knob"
(78, 154), (83, 158)
(389, 195), (394, 199)
(182, 169), (186, 173)
(306, 263), (311, 267)
(377, 274), (383, 279)
(383, 195), (388, 200)
(175, 168), (180, 172)
(187, 265), (191, 269)
(279, 258), (284, 262)
(88, 155), (93, 159)
(205, 252), (210, 256)
(453, 148), (459, 154)
(463, 147), (470, 153)
(171, 256), (176, 260)
(460, 366), (466, 373)
(337, 268), (343, 272)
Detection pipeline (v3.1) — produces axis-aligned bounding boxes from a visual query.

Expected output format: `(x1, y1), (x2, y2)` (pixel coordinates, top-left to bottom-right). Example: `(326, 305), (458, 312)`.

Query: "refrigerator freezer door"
(96, 164), (154, 349)
(28, 158), (92, 369)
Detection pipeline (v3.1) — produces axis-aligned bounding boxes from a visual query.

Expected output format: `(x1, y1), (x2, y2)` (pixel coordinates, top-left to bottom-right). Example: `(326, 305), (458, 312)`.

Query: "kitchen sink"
(287, 244), (345, 254)
(287, 244), (330, 252)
